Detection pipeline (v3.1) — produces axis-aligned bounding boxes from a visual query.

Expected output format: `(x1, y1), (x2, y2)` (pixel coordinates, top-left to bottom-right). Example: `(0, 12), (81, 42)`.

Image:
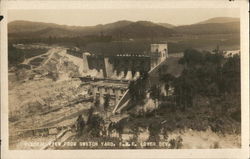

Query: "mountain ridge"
(174, 21), (240, 34)
(8, 20), (175, 39)
(8, 17), (240, 39)
(196, 17), (240, 24)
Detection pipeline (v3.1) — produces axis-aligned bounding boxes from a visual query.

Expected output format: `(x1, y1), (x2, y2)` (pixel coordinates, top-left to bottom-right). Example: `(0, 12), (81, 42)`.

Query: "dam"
(73, 43), (168, 113)
(82, 43), (168, 80)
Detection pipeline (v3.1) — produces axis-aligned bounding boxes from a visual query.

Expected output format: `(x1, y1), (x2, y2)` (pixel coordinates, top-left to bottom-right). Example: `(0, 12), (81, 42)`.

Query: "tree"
(130, 126), (139, 145)
(128, 73), (148, 105)
(8, 44), (25, 66)
(107, 122), (115, 137)
(87, 114), (104, 137)
(148, 123), (161, 142)
(220, 54), (240, 94)
(160, 73), (175, 96)
(104, 94), (110, 116)
(113, 119), (125, 139)
(150, 85), (160, 115)
(179, 49), (204, 67)
(174, 49), (226, 110)
(86, 107), (94, 125)
(128, 80), (137, 103)
(173, 69), (199, 111)
(76, 115), (85, 136)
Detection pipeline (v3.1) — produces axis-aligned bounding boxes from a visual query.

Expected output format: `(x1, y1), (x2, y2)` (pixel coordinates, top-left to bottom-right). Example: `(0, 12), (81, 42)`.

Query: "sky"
(8, 8), (240, 26)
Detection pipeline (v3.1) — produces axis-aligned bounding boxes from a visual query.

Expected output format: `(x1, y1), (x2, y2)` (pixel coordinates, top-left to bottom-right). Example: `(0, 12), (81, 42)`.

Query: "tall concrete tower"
(150, 43), (168, 61)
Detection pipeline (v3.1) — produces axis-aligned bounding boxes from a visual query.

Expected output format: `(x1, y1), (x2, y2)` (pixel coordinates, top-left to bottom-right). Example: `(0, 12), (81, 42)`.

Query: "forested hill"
(196, 17), (239, 24)
(8, 17), (240, 40)
(8, 20), (174, 39)
(174, 22), (240, 35)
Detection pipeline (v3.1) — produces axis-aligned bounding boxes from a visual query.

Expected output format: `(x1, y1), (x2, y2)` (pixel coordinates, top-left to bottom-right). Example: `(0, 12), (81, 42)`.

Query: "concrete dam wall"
(83, 54), (151, 80)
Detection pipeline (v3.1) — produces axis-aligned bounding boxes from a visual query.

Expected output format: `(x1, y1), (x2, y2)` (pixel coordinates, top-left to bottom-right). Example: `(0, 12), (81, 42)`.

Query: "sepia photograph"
(5, 7), (244, 151)
(0, 0), (249, 157)
(6, 8), (243, 150)
(1, 0), (249, 158)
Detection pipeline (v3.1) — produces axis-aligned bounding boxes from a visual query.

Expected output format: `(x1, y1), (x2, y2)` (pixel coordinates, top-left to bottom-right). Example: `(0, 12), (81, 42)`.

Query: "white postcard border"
(1, 1), (249, 159)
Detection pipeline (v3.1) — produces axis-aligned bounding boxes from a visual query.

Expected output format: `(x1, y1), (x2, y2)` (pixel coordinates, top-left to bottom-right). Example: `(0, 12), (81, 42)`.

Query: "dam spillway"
(83, 54), (152, 80)
(79, 43), (168, 113)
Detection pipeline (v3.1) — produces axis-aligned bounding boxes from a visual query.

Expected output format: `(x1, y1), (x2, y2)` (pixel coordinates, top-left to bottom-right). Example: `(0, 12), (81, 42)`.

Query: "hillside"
(9, 18), (240, 40)
(8, 20), (64, 33)
(8, 17), (240, 53)
(8, 20), (175, 39)
(158, 23), (176, 28)
(174, 22), (240, 35)
(196, 17), (240, 24)
(106, 21), (174, 38)
(173, 17), (240, 35)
